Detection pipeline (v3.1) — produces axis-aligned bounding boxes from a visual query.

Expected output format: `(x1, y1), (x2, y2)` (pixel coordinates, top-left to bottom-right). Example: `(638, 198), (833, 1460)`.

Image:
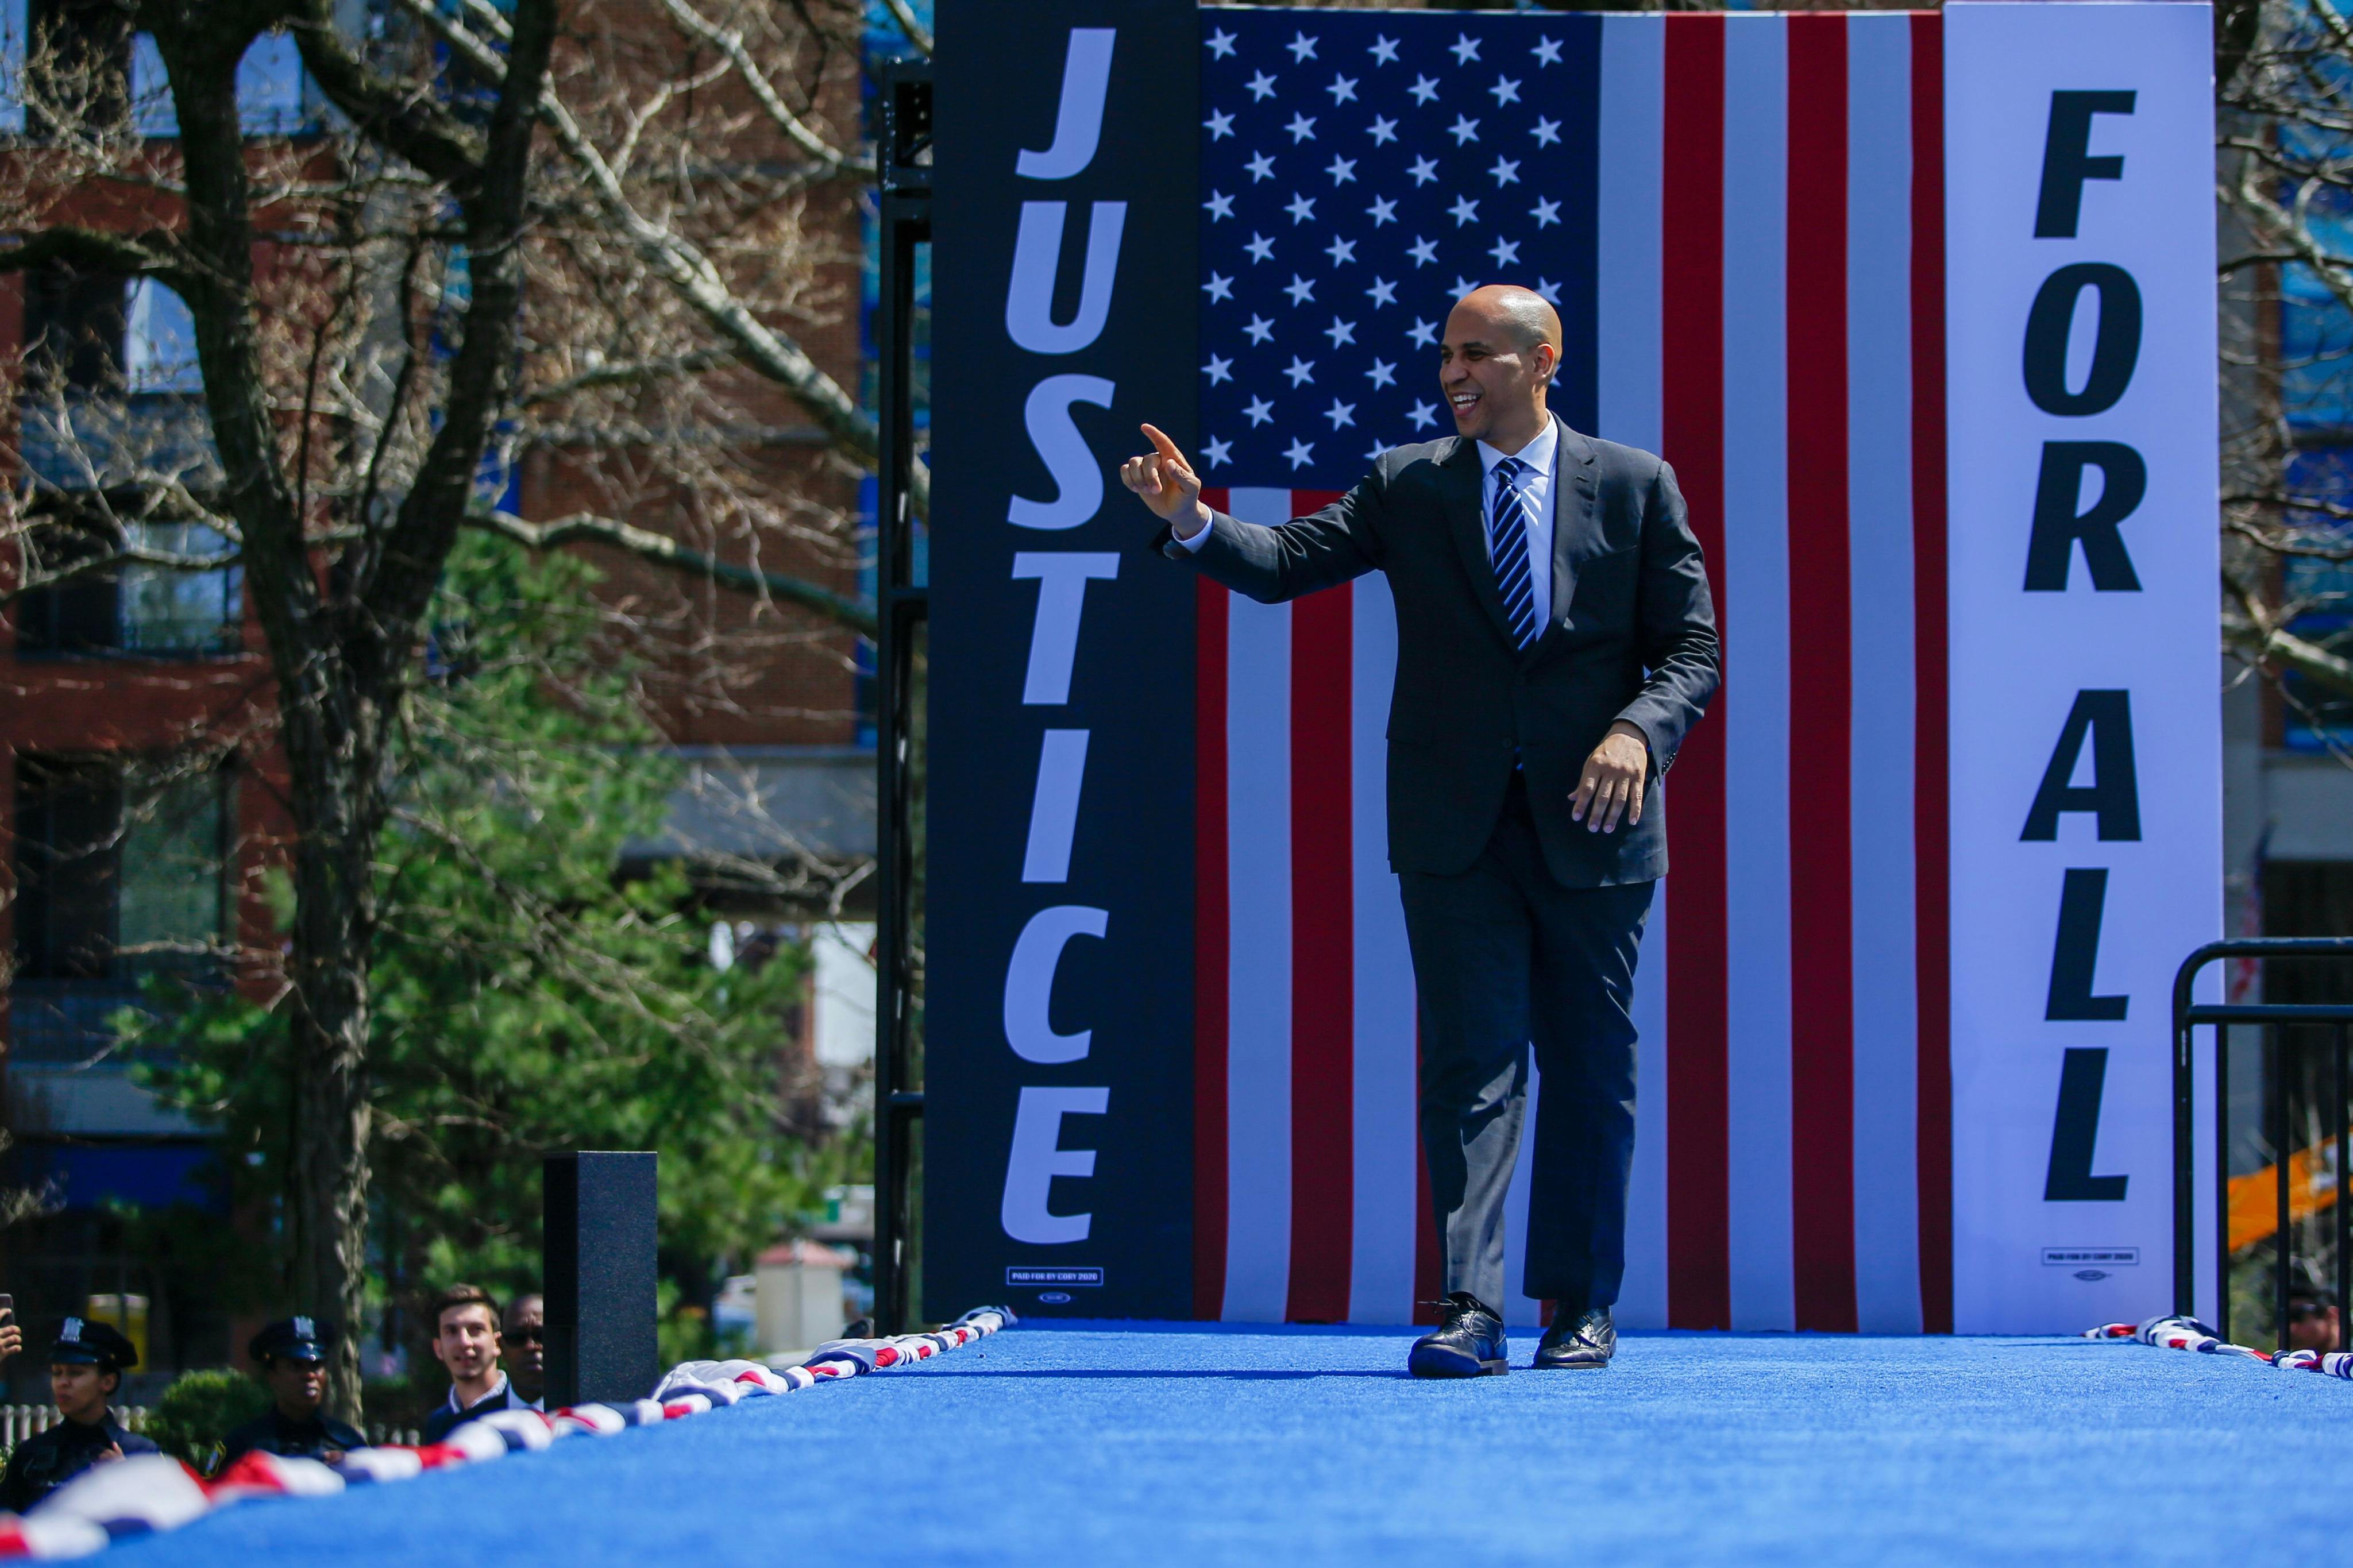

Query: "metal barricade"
(2173, 937), (2353, 1348)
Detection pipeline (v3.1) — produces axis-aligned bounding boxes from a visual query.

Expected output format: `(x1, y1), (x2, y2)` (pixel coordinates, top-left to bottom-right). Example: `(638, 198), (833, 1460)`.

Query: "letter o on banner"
(2021, 262), (2142, 416)
(1004, 905), (1110, 1063)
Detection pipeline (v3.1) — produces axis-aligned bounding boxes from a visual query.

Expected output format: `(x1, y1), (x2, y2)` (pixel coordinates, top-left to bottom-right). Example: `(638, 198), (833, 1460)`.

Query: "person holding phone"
(0, 1317), (156, 1513)
(0, 1295), (22, 1365)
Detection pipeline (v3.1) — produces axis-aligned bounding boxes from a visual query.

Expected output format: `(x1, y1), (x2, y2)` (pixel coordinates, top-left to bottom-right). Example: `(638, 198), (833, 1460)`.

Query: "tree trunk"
(281, 697), (386, 1416)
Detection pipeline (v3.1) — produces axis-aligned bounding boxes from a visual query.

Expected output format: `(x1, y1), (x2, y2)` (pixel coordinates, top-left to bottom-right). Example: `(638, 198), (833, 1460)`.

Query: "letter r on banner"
(1002, 1086), (1111, 1244)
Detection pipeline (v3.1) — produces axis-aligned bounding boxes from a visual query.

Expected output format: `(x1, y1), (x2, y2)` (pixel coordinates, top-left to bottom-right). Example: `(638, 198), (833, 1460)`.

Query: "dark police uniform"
(218, 1317), (368, 1467)
(0, 1318), (157, 1515)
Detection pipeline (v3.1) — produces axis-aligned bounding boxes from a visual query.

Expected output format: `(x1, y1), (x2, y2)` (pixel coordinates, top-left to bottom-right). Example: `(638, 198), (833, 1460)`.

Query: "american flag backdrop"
(1188, 8), (1951, 1333)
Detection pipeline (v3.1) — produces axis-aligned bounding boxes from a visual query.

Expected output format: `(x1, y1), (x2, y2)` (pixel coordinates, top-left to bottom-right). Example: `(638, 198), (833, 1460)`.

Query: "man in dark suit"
(1121, 285), (1718, 1376)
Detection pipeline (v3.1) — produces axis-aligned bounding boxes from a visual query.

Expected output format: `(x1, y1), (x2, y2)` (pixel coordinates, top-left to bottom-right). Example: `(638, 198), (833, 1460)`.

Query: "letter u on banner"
(1005, 202), (1128, 354)
(1005, 905), (1109, 1063)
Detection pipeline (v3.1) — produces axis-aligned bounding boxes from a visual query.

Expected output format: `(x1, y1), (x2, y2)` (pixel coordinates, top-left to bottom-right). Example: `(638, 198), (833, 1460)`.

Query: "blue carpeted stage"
(117, 1323), (2339, 1564)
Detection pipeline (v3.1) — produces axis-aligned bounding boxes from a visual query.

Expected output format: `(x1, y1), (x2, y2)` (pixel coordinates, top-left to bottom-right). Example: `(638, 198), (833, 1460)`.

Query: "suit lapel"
(1536, 415), (1602, 661)
(1440, 436), (1519, 648)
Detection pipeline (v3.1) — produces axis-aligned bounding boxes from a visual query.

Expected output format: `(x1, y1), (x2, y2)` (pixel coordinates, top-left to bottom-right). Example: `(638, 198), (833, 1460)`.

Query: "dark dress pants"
(1398, 770), (1655, 1318)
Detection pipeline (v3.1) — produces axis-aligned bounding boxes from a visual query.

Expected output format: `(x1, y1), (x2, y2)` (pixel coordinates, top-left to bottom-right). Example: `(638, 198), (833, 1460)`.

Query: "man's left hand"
(1572, 721), (1650, 834)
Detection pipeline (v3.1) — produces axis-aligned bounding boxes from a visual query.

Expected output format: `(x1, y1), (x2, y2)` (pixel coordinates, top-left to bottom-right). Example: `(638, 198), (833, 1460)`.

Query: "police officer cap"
(48, 1316), (136, 1370)
(249, 1315), (338, 1365)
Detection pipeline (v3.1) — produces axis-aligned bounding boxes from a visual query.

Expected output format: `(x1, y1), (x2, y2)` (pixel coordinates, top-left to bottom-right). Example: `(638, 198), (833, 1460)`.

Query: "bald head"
(1453, 284), (1562, 367)
(1438, 284), (1563, 451)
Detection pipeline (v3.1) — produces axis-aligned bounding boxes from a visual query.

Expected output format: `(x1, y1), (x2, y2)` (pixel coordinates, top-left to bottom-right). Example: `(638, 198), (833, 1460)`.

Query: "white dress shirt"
(1172, 418), (1561, 634)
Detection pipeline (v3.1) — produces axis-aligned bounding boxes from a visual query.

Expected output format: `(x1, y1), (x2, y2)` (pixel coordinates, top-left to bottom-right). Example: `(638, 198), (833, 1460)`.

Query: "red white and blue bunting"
(0, 1306), (1016, 1559)
(2084, 1312), (2353, 1376)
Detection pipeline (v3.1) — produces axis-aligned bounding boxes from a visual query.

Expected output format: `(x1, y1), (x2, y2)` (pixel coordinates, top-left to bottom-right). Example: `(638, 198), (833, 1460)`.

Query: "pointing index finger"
(1141, 423), (1186, 465)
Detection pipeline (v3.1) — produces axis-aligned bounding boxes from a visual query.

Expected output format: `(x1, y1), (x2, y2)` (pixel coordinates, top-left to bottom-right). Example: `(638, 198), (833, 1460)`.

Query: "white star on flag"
(1200, 12), (1584, 483)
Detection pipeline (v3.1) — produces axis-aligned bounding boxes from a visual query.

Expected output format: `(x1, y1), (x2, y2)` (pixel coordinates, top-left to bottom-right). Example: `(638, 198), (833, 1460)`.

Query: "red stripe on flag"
(1784, 13), (1858, 1334)
(1194, 498), (1231, 1323)
(1908, 13), (1954, 1335)
(1661, 10), (1731, 1332)
(1288, 492), (1353, 1324)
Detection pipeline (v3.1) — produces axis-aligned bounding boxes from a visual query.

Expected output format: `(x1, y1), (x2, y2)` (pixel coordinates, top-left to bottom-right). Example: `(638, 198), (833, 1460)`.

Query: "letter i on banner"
(926, 0), (1198, 1321)
(1944, 3), (2219, 1334)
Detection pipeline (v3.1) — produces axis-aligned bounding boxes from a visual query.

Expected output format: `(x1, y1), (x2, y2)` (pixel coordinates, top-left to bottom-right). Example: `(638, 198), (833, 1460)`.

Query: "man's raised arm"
(1117, 424), (1383, 603)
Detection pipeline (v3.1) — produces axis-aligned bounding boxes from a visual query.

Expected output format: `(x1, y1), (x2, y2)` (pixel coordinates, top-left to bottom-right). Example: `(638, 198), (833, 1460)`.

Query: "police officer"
(0, 1318), (157, 1513)
(219, 1317), (368, 1467)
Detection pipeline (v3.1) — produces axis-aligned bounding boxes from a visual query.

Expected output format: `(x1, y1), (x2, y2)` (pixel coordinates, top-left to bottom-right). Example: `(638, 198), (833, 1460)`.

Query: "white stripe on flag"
(1721, 13), (1797, 1333)
(1223, 486), (1295, 1322)
(1598, 9), (1670, 1331)
(1844, 12), (1924, 1335)
(1349, 569), (1418, 1325)
(1598, 14), (1665, 458)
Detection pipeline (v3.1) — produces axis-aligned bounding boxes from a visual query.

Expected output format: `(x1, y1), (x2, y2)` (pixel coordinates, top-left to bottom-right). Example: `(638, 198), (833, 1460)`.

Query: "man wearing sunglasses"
(502, 1294), (546, 1411)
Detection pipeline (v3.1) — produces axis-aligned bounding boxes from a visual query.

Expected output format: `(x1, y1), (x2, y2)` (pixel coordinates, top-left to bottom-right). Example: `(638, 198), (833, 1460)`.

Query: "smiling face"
(432, 1303), (501, 1384)
(1438, 284), (1562, 453)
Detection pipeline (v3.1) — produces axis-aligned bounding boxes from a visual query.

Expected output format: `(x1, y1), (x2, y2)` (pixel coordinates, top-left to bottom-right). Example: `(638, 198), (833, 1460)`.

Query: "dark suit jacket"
(1162, 417), (1719, 887)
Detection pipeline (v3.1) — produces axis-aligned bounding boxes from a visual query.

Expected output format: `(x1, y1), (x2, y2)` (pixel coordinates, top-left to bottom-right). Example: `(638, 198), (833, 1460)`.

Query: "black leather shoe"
(1534, 1306), (1615, 1369)
(1407, 1292), (1509, 1378)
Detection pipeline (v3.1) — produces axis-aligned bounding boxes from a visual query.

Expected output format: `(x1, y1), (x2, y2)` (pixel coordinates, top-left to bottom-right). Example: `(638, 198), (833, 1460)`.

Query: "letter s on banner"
(1009, 375), (1117, 528)
(1002, 1087), (1111, 1244)
(1005, 202), (1129, 354)
(1005, 905), (1110, 1063)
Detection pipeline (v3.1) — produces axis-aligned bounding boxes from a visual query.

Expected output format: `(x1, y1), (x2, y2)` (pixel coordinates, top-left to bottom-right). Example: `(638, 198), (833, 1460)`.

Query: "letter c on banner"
(1001, 1086), (1110, 1244)
(1009, 375), (1116, 528)
(1016, 29), (1116, 180)
(1005, 905), (1109, 1063)
(1005, 202), (1128, 354)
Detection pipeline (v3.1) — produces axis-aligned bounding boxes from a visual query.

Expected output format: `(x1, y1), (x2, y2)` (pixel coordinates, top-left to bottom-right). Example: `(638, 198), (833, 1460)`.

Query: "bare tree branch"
(471, 508), (875, 637)
(656, 0), (876, 177)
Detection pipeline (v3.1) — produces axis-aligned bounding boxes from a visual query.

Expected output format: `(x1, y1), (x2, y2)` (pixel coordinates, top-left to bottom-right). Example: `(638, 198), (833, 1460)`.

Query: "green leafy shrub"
(145, 1369), (269, 1473)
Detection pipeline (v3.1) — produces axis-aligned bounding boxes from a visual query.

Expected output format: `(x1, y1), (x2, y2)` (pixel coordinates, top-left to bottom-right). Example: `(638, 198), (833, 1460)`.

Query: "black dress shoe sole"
(1407, 1346), (1509, 1378)
(1530, 1353), (1610, 1370)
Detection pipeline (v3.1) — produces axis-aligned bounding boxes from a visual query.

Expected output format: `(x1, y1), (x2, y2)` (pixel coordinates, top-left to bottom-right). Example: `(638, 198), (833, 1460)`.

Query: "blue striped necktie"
(1487, 455), (1541, 649)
